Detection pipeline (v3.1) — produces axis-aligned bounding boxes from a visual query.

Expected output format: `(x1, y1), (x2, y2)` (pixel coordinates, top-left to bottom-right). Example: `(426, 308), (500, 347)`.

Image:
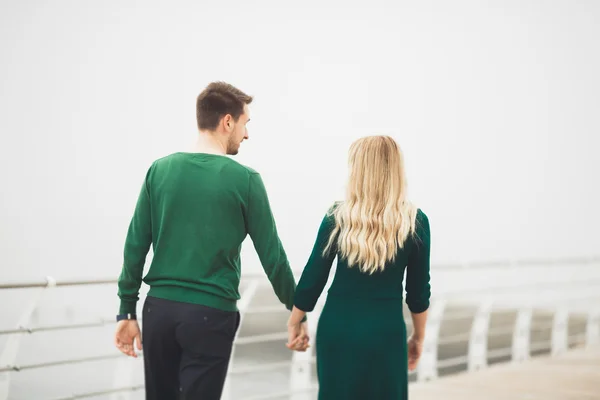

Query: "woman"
(287, 135), (431, 399)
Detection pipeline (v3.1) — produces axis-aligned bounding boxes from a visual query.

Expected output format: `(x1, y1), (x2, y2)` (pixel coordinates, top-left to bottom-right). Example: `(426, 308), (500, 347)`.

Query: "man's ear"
(223, 114), (233, 132)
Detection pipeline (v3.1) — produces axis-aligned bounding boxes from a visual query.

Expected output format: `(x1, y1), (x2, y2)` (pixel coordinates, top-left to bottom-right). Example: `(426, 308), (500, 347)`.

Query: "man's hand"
(286, 321), (310, 352)
(114, 320), (142, 357)
(407, 335), (424, 371)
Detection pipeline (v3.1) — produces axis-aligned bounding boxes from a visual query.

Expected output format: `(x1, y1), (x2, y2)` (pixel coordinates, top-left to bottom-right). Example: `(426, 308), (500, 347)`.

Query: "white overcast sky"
(0, 0), (599, 281)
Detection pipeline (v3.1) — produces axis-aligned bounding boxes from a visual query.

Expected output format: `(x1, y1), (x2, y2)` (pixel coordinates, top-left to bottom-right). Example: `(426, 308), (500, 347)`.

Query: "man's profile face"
(226, 104), (250, 155)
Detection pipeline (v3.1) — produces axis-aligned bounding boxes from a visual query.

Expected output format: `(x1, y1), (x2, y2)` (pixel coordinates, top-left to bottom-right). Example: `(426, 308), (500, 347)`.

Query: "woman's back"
(290, 135), (431, 400)
(294, 208), (431, 314)
(328, 208), (429, 307)
(293, 207), (430, 400)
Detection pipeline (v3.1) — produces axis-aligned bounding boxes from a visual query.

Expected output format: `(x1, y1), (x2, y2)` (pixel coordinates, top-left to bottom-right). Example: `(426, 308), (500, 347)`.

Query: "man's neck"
(192, 131), (227, 155)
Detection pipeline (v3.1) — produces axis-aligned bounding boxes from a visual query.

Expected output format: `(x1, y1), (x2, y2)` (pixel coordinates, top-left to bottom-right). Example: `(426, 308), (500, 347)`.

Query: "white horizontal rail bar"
(3, 277), (600, 291)
(236, 332), (288, 345)
(0, 354), (124, 373)
(437, 355), (469, 369)
(0, 306), (583, 338)
(240, 386), (319, 400)
(51, 385), (144, 400)
(244, 306), (287, 314)
(0, 254), (598, 290)
(0, 319), (118, 336)
(0, 278), (114, 290)
(0, 308), (588, 344)
(431, 280), (600, 297)
(230, 360), (307, 375)
(530, 341), (553, 352)
(487, 347), (514, 359)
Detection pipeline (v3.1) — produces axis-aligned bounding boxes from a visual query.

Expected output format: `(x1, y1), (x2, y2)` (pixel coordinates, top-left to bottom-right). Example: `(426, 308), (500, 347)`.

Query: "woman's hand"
(407, 335), (424, 371)
(286, 320), (310, 352)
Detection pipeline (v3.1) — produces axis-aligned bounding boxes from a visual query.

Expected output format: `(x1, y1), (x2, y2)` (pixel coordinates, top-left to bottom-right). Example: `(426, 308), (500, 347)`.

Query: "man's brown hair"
(196, 82), (253, 131)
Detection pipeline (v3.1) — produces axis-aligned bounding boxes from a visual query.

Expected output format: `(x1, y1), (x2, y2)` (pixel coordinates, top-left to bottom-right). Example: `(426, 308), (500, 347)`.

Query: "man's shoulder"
(232, 160), (259, 176)
(137, 153), (175, 177)
(150, 153), (255, 172)
(147, 152), (187, 167)
(222, 159), (264, 183)
(145, 153), (263, 189)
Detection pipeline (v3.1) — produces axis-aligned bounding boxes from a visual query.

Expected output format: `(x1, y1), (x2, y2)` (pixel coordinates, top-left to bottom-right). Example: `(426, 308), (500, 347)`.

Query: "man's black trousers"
(142, 296), (241, 400)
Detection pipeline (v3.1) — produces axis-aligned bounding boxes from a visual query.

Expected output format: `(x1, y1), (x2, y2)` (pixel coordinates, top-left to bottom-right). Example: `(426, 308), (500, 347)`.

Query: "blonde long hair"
(324, 136), (418, 274)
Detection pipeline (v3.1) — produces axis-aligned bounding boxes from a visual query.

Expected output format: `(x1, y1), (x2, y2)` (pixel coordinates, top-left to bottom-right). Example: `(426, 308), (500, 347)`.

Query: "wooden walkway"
(410, 345), (600, 400)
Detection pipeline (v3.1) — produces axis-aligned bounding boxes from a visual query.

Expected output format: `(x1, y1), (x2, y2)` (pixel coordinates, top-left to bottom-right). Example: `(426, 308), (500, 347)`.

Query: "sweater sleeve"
(293, 211), (337, 312)
(405, 209), (431, 313)
(246, 172), (297, 310)
(117, 166), (153, 315)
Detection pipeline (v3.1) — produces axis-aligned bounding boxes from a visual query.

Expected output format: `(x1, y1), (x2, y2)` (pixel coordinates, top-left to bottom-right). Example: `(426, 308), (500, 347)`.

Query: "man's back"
(117, 152), (296, 315)
(114, 82), (309, 400)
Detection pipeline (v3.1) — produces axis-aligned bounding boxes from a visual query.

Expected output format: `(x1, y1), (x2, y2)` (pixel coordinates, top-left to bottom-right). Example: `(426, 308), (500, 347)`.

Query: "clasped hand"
(286, 320), (310, 352)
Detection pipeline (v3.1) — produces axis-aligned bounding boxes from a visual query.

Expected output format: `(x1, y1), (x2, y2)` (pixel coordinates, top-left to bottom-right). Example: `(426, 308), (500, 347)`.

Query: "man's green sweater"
(117, 152), (297, 315)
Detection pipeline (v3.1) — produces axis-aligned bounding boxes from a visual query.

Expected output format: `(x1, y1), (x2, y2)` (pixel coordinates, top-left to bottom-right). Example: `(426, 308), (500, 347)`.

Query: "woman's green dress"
(294, 207), (431, 400)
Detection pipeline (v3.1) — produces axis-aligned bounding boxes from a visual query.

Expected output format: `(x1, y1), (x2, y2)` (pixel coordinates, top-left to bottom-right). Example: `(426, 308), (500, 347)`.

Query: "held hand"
(298, 321), (310, 351)
(407, 335), (424, 371)
(114, 320), (142, 357)
(286, 321), (310, 352)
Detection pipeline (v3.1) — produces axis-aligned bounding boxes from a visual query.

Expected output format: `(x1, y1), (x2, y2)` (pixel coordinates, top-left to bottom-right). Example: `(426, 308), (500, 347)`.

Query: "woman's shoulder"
(330, 200), (343, 210)
(412, 207), (431, 244)
(320, 201), (342, 227)
(415, 207), (429, 223)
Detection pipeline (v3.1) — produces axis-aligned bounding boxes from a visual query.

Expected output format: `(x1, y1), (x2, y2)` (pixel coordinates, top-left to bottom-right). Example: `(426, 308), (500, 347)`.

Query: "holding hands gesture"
(286, 320), (310, 352)
(286, 307), (310, 352)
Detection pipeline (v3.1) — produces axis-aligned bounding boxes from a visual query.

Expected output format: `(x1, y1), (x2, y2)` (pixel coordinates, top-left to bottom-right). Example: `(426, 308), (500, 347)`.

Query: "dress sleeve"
(293, 210), (337, 312)
(405, 209), (431, 313)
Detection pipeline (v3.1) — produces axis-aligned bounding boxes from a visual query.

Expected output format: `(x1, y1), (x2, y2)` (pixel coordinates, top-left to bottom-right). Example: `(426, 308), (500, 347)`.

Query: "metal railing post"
(290, 300), (322, 400)
(110, 351), (139, 400)
(467, 297), (493, 372)
(551, 306), (569, 356)
(416, 299), (446, 382)
(586, 304), (600, 347)
(511, 307), (533, 363)
(0, 276), (55, 400)
(223, 279), (260, 400)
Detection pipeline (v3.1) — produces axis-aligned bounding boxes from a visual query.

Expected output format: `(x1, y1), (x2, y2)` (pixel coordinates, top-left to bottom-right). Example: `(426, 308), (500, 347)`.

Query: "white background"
(1, 0), (599, 282)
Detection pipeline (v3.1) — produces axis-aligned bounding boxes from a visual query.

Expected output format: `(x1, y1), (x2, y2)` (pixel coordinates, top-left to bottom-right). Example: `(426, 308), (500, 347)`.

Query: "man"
(114, 81), (308, 400)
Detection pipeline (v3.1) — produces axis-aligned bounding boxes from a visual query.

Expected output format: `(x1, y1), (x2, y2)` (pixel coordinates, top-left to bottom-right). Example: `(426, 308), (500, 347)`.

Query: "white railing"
(1, 256), (599, 400)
